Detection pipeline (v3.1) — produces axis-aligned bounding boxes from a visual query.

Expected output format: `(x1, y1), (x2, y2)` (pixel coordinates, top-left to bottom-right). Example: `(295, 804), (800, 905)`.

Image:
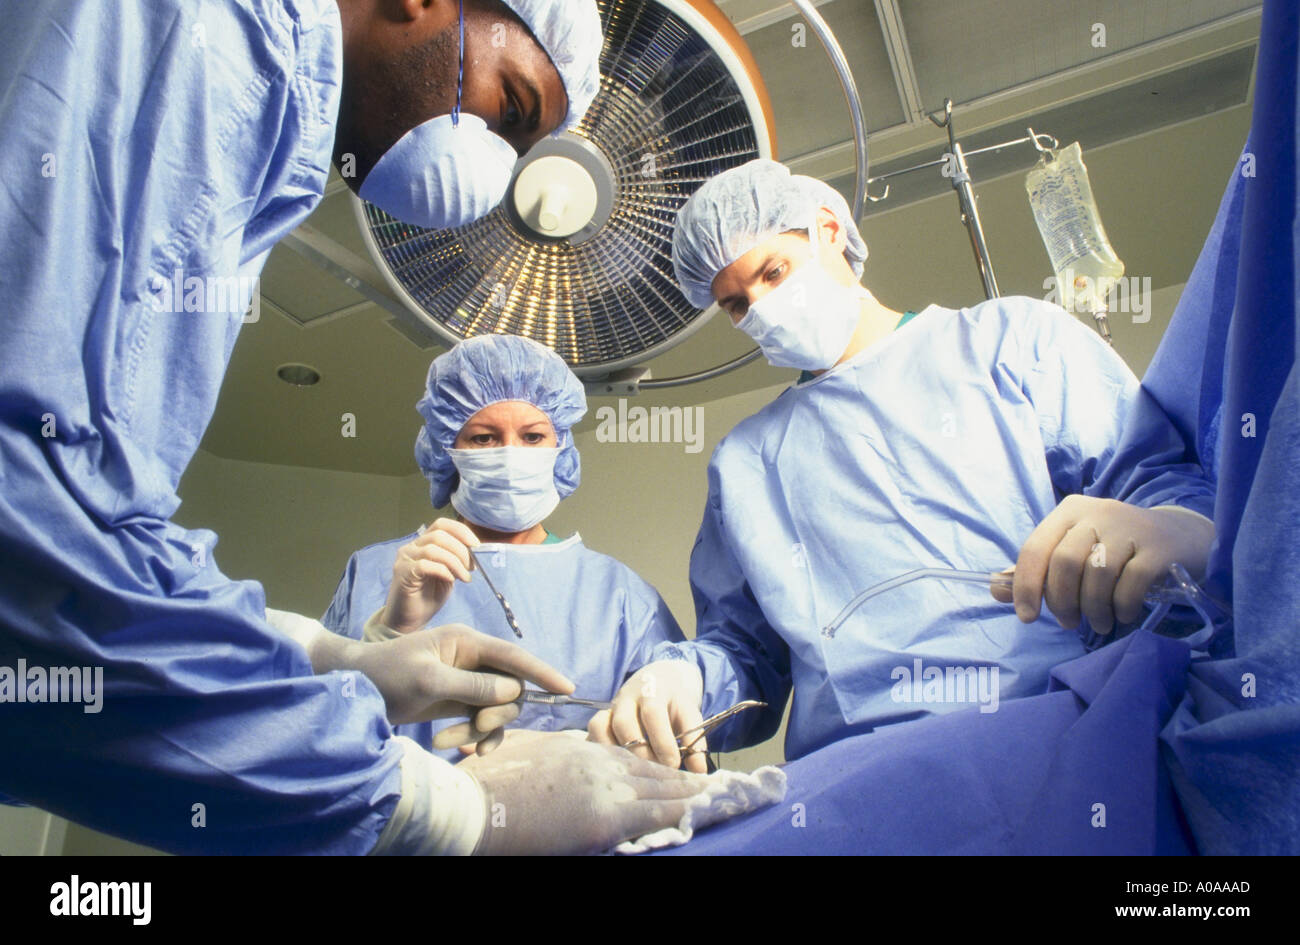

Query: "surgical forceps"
(467, 547), (523, 638)
(621, 701), (768, 754)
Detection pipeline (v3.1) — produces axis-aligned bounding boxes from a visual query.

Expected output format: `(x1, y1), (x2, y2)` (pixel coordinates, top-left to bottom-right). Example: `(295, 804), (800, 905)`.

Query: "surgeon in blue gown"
(323, 334), (685, 759)
(0, 0), (712, 857)
(655, 0), (1299, 854)
(592, 159), (1220, 774)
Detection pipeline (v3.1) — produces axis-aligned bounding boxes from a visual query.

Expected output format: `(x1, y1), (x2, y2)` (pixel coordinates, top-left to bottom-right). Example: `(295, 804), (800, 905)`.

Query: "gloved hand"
(273, 608), (574, 749)
(381, 518), (480, 633)
(587, 660), (708, 773)
(995, 496), (1216, 635)
(345, 622), (572, 736)
(459, 731), (710, 855)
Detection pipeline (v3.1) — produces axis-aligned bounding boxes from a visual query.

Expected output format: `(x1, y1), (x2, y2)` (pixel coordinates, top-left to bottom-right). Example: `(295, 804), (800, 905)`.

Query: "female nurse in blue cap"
(323, 333), (685, 758)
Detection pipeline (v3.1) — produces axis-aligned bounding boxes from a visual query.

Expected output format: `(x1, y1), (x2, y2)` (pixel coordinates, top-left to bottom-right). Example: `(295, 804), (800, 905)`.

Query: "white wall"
(173, 449), (413, 616)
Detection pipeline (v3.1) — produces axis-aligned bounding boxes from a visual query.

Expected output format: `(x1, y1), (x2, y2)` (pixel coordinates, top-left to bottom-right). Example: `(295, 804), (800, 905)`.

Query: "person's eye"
(524, 432), (546, 445)
(766, 263), (787, 284)
(471, 434), (494, 446)
(503, 96), (521, 129)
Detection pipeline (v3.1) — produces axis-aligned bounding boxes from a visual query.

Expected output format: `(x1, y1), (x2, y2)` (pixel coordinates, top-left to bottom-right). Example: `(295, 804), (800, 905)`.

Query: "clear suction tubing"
(822, 564), (1230, 650)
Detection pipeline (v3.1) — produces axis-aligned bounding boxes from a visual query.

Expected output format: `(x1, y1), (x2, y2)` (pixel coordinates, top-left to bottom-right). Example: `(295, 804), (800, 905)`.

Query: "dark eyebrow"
(720, 252), (780, 309)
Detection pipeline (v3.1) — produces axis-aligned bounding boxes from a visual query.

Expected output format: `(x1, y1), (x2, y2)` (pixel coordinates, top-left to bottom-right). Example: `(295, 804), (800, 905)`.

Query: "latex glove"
(994, 496), (1215, 636)
(459, 731), (710, 855)
(587, 660), (708, 774)
(296, 616), (574, 735)
(382, 518), (480, 634)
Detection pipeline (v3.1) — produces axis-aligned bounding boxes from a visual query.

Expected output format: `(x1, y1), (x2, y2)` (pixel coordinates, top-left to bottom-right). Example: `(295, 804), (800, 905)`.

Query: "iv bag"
(1025, 142), (1124, 317)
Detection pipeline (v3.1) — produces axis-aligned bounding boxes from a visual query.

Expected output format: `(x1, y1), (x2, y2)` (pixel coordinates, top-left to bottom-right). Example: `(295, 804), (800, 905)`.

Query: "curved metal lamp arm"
(638, 345), (766, 390)
(651, 0), (870, 390)
(791, 0), (870, 219)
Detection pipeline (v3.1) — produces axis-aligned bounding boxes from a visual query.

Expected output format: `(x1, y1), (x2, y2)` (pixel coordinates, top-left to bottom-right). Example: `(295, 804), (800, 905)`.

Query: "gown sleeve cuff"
(369, 736), (486, 855)
(264, 607), (327, 651)
(264, 607), (353, 672)
(651, 643), (707, 688)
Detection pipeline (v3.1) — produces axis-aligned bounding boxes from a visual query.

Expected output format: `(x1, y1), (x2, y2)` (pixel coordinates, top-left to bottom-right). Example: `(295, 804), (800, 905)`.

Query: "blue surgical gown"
(0, 0), (409, 854)
(323, 532), (685, 759)
(654, 297), (1217, 761)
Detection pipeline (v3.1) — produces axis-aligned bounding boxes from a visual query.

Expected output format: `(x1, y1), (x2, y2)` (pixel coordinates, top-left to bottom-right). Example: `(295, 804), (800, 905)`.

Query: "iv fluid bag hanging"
(1025, 142), (1124, 317)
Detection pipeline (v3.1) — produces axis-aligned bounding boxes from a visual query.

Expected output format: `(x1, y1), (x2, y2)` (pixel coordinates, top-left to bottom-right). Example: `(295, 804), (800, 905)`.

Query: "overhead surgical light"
(353, 0), (867, 388)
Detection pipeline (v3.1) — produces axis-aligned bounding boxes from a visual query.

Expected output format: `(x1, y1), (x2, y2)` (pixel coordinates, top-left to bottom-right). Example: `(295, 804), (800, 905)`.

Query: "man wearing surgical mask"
(0, 0), (712, 856)
(592, 159), (1219, 772)
(338, 0), (601, 227)
(323, 335), (685, 759)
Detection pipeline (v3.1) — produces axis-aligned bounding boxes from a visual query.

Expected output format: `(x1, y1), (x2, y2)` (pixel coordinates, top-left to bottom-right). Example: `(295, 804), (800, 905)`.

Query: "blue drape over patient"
(1143, 0), (1300, 855)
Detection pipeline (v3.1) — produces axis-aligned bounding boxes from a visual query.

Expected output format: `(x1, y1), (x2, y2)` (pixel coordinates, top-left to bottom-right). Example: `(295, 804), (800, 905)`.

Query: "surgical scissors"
(621, 700), (768, 754)
(467, 547), (523, 638)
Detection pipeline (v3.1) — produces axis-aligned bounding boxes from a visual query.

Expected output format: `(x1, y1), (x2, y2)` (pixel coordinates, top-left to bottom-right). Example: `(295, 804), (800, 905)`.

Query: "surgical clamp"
(621, 700), (768, 754)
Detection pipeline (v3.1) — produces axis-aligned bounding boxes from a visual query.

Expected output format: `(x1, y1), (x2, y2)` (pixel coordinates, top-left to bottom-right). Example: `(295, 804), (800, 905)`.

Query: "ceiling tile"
(901, 0), (1259, 112)
(744, 0), (907, 159)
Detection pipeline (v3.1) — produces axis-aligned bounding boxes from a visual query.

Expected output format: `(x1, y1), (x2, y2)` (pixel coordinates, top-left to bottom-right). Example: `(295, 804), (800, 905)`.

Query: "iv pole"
(864, 98), (1059, 302)
(934, 99), (999, 299)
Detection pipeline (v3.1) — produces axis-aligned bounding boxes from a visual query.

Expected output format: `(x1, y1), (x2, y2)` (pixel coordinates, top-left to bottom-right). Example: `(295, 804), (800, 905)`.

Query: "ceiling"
(200, 0), (1263, 475)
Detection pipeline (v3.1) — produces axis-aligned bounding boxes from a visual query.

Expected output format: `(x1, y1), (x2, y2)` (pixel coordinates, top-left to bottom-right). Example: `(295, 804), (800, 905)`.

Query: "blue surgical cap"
(671, 159), (869, 309)
(502, 0), (604, 133)
(416, 334), (588, 508)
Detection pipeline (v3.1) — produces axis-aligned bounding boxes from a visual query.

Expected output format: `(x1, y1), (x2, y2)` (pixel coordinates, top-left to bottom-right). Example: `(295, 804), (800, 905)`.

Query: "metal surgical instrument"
(517, 691), (612, 710)
(467, 547), (523, 638)
(621, 700), (768, 753)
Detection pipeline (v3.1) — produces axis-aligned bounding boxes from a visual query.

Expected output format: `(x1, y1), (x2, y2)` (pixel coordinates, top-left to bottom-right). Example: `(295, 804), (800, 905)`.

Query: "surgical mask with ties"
(736, 221), (866, 371)
(447, 446), (562, 532)
(358, 1), (517, 230)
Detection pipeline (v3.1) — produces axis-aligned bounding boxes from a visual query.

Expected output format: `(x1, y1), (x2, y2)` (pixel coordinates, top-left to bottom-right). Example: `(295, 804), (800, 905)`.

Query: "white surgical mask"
(736, 223), (865, 371)
(448, 446), (561, 532)
(359, 113), (516, 230)
(357, 0), (516, 230)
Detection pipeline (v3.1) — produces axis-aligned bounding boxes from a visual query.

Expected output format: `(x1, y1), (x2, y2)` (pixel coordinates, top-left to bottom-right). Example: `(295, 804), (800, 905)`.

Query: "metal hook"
(1027, 126), (1058, 158)
(928, 97), (954, 129)
(865, 180), (890, 203)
